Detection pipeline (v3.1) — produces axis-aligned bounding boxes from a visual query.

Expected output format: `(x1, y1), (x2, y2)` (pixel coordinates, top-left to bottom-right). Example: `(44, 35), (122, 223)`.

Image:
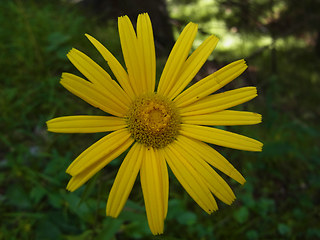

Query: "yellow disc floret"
(127, 93), (181, 148)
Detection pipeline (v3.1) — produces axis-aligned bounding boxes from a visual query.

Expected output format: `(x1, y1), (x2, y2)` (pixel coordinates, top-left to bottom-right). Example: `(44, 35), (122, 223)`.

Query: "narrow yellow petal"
(107, 143), (142, 217)
(85, 34), (135, 99)
(140, 147), (165, 235)
(180, 87), (257, 116)
(167, 35), (219, 100)
(162, 145), (218, 214)
(118, 15), (144, 94)
(180, 124), (263, 152)
(66, 136), (133, 192)
(155, 148), (169, 218)
(178, 135), (246, 184)
(175, 137), (235, 205)
(137, 13), (156, 92)
(60, 73), (126, 117)
(157, 23), (198, 96)
(46, 115), (126, 133)
(174, 59), (248, 107)
(182, 110), (262, 126)
(66, 129), (132, 176)
(67, 48), (131, 107)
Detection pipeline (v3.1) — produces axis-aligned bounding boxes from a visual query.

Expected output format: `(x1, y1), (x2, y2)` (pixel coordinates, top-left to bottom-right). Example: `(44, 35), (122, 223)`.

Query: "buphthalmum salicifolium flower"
(47, 13), (263, 235)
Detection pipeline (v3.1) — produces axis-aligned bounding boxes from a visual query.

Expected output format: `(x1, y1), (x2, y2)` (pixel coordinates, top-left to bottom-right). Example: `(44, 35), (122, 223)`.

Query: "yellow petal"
(85, 34), (135, 99)
(167, 35), (219, 100)
(66, 129), (132, 176)
(46, 115), (126, 133)
(155, 148), (169, 219)
(162, 145), (218, 214)
(157, 23), (198, 96)
(66, 136), (133, 192)
(174, 59), (248, 107)
(180, 124), (263, 152)
(107, 143), (142, 217)
(180, 87), (257, 116)
(60, 73), (126, 117)
(118, 15), (144, 94)
(182, 110), (262, 126)
(137, 13), (156, 92)
(178, 135), (245, 184)
(140, 147), (166, 235)
(175, 137), (235, 205)
(67, 48), (131, 107)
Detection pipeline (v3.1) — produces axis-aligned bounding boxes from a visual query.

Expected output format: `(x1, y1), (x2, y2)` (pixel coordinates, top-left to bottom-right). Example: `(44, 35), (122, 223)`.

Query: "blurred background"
(1, 0), (319, 239)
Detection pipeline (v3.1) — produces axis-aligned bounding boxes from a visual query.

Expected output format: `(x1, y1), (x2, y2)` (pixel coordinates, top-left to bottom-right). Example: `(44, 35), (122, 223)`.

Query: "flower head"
(47, 13), (263, 235)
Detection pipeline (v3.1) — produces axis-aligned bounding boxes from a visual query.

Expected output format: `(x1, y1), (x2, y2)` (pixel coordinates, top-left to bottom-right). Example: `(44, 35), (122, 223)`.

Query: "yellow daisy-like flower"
(47, 13), (262, 235)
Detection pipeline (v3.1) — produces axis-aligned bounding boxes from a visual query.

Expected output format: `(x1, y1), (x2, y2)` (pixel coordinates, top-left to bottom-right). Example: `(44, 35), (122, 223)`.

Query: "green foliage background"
(1, 0), (319, 239)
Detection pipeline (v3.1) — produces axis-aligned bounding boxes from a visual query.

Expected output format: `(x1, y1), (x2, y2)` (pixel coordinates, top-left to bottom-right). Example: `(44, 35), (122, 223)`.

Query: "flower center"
(127, 93), (181, 148)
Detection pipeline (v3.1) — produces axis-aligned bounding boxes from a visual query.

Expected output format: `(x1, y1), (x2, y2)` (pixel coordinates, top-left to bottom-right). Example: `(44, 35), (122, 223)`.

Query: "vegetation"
(1, 0), (319, 239)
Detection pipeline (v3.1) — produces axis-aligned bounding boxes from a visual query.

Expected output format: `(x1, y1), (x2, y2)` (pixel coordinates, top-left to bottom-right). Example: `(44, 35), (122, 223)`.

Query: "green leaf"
(307, 228), (320, 238)
(65, 230), (93, 240)
(167, 199), (186, 220)
(48, 192), (63, 208)
(6, 184), (31, 209)
(233, 206), (249, 224)
(177, 211), (197, 225)
(46, 32), (70, 52)
(277, 223), (291, 236)
(256, 198), (275, 217)
(96, 218), (123, 240)
(36, 219), (62, 240)
(30, 186), (47, 204)
(239, 192), (256, 209)
(79, 173), (99, 205)
(246, 230), (259, 240)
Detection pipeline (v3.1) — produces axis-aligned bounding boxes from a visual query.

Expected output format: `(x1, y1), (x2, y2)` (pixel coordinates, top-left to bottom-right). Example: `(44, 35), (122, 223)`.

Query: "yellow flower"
(47, 13), (262, 235)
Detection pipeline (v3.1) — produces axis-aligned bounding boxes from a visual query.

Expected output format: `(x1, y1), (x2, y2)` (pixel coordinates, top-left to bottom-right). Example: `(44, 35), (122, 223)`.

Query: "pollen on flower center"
(127, 93), (181, 148)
